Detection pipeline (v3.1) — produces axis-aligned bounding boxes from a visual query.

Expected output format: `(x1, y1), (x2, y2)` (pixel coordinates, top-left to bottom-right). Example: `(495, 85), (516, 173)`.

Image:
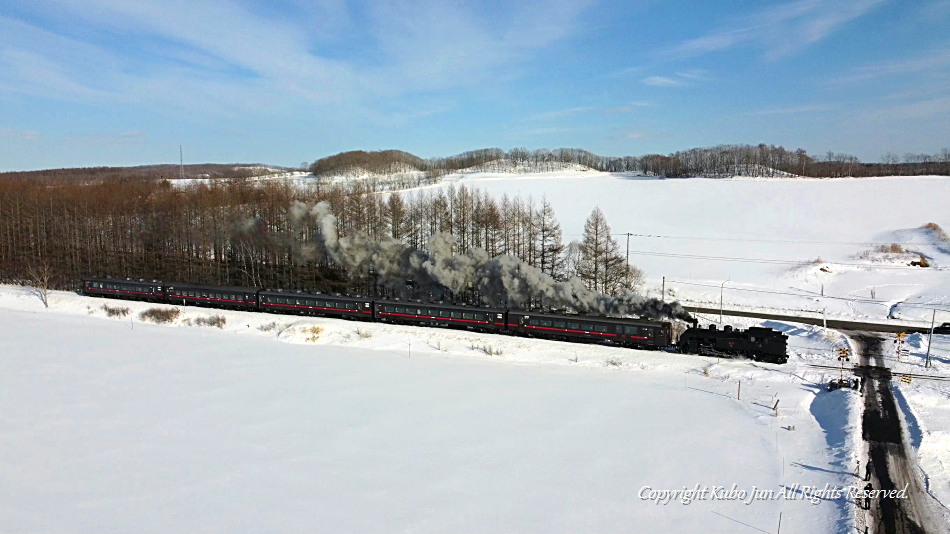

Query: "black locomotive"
(81, 277), (786, 363)
(677, 324), (788, 364)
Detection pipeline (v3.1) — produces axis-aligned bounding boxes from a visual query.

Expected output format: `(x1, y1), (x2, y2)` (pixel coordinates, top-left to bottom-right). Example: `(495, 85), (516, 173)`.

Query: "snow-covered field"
(397, 171), (949, 326)
(0, 285), (900, 533)
(4, 170), (947, 532)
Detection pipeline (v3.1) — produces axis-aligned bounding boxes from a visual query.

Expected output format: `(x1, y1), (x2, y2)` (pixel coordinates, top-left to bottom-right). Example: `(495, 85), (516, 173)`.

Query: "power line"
(667, 279), (950, 311)
(625, 249), (947, 270)
(612, 232), (935, 247)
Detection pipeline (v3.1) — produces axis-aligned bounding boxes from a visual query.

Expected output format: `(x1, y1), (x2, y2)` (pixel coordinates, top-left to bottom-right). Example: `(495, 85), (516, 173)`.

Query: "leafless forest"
(0, 177), (638, 307)
(310, 145), (950, 178)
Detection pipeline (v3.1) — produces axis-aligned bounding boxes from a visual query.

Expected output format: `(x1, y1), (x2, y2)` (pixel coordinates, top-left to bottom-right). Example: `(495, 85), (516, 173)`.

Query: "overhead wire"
(666, 279), (950, 311)
(611, 232), (936, 247)
(625, 249), (947, 270)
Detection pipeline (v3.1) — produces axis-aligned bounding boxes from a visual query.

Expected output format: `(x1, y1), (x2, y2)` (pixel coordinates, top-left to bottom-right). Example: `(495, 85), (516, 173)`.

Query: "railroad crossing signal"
(894, 332), (907, 361)
(836, 348), (851, 382)
(837, 348), (851, 361)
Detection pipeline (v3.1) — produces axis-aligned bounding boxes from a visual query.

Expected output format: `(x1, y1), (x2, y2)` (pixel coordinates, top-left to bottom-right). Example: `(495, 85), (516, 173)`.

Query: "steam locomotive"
(677, 325), (788, 364)
(79, 277), (788, 363)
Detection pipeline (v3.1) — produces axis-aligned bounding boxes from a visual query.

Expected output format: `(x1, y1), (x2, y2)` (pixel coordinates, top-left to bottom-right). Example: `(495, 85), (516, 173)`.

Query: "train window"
(595, 325), (608, 333)
(462, 313), (473, 320)
(624, 326), (639, 335)
(448, 312), (459, 318)
(540, 319), (551, 327)
(553, 321), (565, 329)
(567, 322), (579, 330)
(580, 323), (593, 331)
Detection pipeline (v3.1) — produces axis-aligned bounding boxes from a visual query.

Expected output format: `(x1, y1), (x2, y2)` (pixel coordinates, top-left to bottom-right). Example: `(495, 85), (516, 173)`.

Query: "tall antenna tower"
(179, 145), (184, 180)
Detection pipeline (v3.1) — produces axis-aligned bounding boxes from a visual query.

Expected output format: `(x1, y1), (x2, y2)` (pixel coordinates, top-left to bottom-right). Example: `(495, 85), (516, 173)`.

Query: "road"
(851, 334), (945, 534)
(683, 306), (929, 334)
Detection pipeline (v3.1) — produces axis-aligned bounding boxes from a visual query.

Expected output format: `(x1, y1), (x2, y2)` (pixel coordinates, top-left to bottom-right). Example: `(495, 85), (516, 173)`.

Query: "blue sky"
(1, 0), (948, 171)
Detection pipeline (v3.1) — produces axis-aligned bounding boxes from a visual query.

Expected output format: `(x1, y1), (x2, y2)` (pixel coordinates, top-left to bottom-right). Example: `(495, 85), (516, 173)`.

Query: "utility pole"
(925, 309), (935, 368)
(661, 276), (666, 303)
(179, 145), (184, 180)
(720, 278), (730, 324)
(625, 232), (630, 274)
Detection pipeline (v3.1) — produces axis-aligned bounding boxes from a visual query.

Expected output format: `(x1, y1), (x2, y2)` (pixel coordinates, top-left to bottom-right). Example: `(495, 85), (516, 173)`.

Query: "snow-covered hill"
(395, 171), (949, 325)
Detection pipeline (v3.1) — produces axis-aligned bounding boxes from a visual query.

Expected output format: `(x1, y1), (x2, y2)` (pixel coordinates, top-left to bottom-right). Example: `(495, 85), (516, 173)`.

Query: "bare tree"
(535, 198), (565, 279)
(26, 259), (56, 308)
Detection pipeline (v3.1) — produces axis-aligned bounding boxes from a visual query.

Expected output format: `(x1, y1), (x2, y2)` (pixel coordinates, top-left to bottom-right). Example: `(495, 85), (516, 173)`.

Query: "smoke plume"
(282, 201), (691, 322)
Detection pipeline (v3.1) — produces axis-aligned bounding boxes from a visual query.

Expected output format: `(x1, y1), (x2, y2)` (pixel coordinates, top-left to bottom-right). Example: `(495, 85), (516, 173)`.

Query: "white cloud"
(604, 102), (650, 114)
(0, 128), (42, 141)
(828, 47), (950, 85)
(0, 1), (593, 120)
(666, 0), (887, 60)
(508, 126), (575, 138)
(861, 96), (950, 121)
(744, 104), (830, 115)
(70, 131), (149, 146)
(643, 76), (684, 87)
(525, 107), (595, 121)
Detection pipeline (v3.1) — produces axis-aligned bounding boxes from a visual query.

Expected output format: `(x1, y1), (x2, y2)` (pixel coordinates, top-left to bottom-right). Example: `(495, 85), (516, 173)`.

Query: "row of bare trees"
(306, 145), (950, 179)
(0, 177), (640, 302)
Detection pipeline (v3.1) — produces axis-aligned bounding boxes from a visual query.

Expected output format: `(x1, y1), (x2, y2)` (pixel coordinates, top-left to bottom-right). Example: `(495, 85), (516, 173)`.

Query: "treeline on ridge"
(0, 163), (280, 182)
(309, 144), (950, 178)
